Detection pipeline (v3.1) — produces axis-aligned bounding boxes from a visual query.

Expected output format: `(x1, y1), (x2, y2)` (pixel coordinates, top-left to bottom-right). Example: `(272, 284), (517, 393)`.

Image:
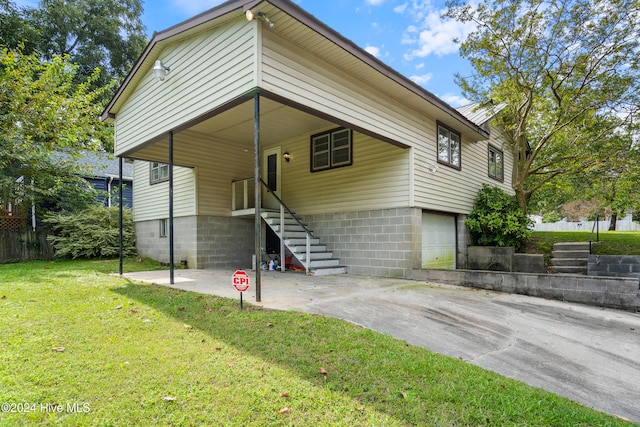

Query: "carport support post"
(118, 156), (123, 276)
(254, 93), (262, 302)
(169, 131), (175, 285)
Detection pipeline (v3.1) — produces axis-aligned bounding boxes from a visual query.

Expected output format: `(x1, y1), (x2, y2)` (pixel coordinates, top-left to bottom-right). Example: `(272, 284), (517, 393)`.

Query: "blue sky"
(17, 0), (476, 107)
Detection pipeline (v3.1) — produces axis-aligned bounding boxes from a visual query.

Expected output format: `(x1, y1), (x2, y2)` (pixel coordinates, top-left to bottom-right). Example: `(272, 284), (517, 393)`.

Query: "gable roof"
(102, 0), (489, 140)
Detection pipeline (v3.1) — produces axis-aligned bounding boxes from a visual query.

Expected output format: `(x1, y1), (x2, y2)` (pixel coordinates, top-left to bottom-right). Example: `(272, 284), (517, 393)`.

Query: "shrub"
(542, 210), (563, 223)
(466, 184), (532, 250)
(44, 205), (136, 259)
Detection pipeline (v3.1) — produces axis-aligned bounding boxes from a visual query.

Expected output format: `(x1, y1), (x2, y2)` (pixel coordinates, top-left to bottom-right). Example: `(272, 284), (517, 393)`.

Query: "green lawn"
(0, 260), (635, 426)
(531, 231), (640, 258)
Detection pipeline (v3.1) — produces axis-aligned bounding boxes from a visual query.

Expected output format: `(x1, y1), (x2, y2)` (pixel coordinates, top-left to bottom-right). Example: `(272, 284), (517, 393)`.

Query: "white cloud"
(365, 0), (385, 5)
(410, 73), (433, 85)
(171, 0), (226, 15)
(394, 3), (408, 14)
(365, 45), (382, 58)
(399, 1), (477, 58)
(415, 63), (425, 70)
(440, 93), (470, 107)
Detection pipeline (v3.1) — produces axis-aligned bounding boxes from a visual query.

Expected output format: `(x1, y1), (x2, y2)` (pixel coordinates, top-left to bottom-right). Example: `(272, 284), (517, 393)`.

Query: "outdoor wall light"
(153, 60), (171, 82)
(245, 9), (275, 28)
(283, 152), (292, 162)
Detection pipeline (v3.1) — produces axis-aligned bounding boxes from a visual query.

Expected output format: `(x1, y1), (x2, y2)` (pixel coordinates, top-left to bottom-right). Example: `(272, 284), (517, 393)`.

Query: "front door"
(263, 147), (281, 254)
(262, 147), (281, 210)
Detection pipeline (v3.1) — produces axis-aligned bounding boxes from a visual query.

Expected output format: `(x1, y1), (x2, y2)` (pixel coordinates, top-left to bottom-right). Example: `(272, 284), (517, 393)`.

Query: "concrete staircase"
(550, 242), (590, 275)
(262, 211), (346, 276)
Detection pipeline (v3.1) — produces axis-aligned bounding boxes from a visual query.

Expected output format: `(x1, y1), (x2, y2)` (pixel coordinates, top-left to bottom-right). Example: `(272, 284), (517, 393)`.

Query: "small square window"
(436, 123), (461, 169)
(159, 219), (168, 238)
(150, 162), (169, 184)
(488, 145), (504, 181)
(311, 128), (353, 172)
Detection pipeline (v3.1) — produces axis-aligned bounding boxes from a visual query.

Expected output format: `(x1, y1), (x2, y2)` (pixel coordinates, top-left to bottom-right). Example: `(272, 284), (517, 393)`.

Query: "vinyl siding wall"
(413, 126), (514, 214)
(114, 19), (257, 155)
(261, 32), (427, 152)
(260, 31), (513, 215)
(278, 131), (410, 215)
(132, 161), (196, 222)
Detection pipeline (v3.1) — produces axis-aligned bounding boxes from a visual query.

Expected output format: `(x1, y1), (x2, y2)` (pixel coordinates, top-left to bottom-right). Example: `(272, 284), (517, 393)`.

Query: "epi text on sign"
(232, 270), (250, 292)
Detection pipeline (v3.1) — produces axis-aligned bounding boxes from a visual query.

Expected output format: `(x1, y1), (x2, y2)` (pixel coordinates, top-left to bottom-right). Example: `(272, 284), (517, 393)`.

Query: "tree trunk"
(608, 213), (617, 231)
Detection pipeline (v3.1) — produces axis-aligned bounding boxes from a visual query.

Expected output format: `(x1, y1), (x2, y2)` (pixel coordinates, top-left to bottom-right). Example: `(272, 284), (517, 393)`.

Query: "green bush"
(44, 205), (136, 259)
(542, 210), (563, 223)
(466, 184), (532, 250)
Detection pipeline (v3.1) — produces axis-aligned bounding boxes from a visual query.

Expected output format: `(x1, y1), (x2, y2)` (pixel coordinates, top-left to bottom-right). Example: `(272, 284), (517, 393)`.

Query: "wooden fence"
(0, 228), (53, 263)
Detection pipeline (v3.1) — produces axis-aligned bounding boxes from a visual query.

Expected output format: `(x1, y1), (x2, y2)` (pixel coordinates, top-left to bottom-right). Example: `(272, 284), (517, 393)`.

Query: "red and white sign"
(232, 270), (250, 292)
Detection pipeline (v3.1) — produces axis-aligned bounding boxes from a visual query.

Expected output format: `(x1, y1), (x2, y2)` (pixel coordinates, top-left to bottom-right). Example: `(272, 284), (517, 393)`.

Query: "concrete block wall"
(196, 216), (253, 269)
(135, 216), (253, 269)
(589, 255), (640, 279)
(302, 208), (422, 278)
(135, 217), (197, 267)
(411, 269), (640, 312)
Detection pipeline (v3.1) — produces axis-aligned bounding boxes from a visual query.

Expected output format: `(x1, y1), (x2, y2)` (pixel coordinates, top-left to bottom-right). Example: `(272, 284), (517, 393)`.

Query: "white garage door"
(422, 212), (456, 269)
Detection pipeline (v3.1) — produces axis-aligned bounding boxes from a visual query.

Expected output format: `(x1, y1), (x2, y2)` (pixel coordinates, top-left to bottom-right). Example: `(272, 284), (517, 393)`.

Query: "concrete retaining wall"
(411, 268), (640, 312)
(589, 255), (640, 279)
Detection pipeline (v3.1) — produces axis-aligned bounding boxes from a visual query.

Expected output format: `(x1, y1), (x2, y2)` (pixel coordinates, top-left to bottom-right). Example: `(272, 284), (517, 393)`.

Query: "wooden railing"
(0, 211), (27, 229)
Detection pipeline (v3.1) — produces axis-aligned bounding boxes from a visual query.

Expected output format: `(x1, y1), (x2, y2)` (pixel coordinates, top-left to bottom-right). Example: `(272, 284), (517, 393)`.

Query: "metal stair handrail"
(259, 179), (314, 238)
(260, 178), (313, 273)
(589, 213), (599, 254)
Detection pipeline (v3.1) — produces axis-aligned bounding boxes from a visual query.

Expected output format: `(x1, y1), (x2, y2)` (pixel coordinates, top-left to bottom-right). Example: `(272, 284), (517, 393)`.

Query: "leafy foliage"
(0, 47), (114, 212)
(446, 0), (640, 213)
(43, 205), (136, 259)
(466, 184), (532, 249)
(1, 0), (147, 87)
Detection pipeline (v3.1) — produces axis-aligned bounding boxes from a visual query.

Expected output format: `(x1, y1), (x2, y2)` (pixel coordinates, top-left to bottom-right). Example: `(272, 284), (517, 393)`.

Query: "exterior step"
(261, 209), (345, 276)
(550, 242), (589, 275)
(551, 250), (589, 259)
(553, 242), (591, 251)
(311, 266), (347, 276)
(551, 258), (588, 267)
(297, 252), (334, 261)
(552, 266), (589, 274)
(285, 238), (320, 246)
(308, 259), (341, 268)
(289, 245), (327, 253)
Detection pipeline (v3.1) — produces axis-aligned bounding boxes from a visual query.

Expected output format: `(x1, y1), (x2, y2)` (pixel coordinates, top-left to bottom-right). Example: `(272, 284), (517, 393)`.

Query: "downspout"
(107, 176), (114, 207)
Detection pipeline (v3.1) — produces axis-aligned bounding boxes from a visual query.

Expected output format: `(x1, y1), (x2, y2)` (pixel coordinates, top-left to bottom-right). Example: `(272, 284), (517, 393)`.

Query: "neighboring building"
(80, 152), (134, 209)
(101, 0), (513, 277)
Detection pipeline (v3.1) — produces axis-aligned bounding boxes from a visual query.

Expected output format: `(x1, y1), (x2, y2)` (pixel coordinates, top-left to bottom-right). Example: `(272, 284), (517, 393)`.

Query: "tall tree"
(2, 0), (147, 86)
(446, 0), (640, 213)
(0, 47), (114, 212)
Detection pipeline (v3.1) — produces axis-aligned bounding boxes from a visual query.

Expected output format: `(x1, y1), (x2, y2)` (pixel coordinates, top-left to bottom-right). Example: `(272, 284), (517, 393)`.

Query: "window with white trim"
(488, 145), (504, 181)
(159, 219), (168, 238)
(311, 128), (353, 172)
(150, 162), (169, 184)
(437, 123), (461, 169)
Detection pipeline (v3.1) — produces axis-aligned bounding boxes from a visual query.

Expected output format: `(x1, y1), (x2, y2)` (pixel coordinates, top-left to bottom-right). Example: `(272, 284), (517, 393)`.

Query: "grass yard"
(531, 231), (640, 259)
(0, 259), (635, 426)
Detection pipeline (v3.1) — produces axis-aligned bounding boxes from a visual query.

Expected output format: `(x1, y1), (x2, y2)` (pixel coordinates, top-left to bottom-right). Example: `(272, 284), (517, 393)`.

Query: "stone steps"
(549, 242), (590, 275)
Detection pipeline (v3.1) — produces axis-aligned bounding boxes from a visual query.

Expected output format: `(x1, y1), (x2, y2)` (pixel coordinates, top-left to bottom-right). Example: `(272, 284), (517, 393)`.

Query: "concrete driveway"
(121, 269), (640, 423)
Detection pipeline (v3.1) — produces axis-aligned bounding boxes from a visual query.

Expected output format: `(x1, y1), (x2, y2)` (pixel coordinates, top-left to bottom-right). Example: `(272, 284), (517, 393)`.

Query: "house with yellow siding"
(101, 0), (513, 278)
